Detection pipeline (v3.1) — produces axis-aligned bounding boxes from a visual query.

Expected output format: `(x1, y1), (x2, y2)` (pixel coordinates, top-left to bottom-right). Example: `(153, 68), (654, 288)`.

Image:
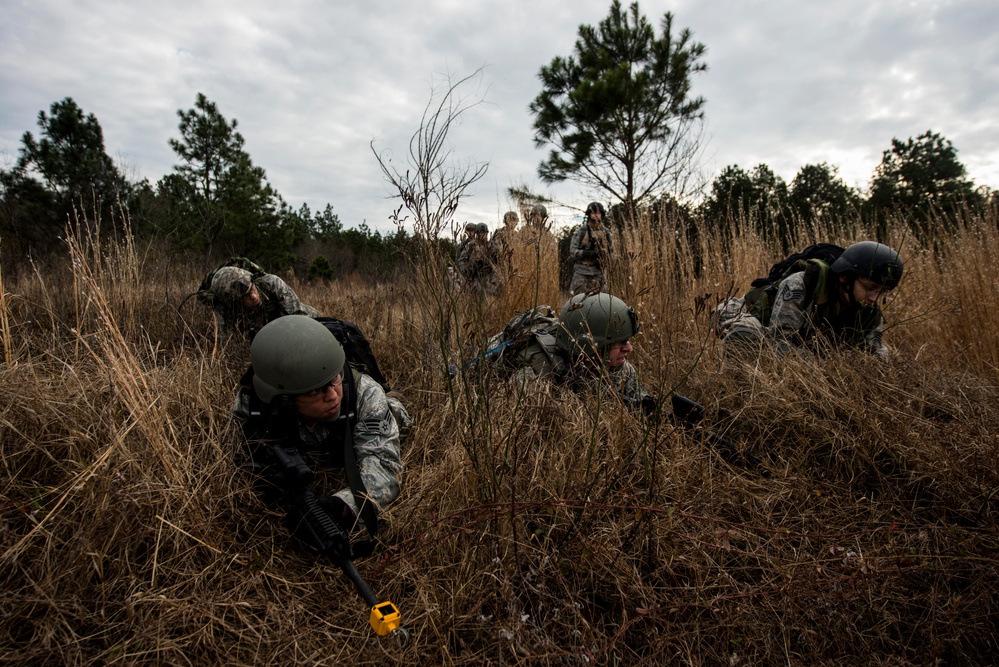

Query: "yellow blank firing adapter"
(369, 601), (401, 636)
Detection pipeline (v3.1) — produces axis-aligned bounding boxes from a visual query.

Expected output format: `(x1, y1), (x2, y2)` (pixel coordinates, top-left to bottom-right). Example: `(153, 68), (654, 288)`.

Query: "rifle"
(668, 395), (771, 476)
(271, 444), (406, 642)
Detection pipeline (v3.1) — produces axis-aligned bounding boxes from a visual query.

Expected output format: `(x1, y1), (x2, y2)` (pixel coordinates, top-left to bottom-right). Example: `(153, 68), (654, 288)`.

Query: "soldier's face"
(606, 339), (634, 368)
(588, 210), (603, 225)
(241, 284), (262, 308)
(293, 374), (344, 423)
(852, 277), (886, 307)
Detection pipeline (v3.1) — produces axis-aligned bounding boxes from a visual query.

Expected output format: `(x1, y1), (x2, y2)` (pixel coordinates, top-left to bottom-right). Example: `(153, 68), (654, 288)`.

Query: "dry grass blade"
(1, 206), (997, 665)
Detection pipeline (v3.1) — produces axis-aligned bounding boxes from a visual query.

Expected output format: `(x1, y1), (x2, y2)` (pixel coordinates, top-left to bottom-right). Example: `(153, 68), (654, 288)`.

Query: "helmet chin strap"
(839, 274), (858, 308)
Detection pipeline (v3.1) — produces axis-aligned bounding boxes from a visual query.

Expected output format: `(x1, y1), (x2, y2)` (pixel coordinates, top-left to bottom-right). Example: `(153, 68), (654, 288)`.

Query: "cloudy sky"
(2, 0), (997, 233)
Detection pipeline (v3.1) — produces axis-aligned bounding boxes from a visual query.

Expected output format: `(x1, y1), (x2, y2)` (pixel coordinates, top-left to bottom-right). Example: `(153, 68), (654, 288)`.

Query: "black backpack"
(314, 317), (391, 393)
(743, 243), (845, 326)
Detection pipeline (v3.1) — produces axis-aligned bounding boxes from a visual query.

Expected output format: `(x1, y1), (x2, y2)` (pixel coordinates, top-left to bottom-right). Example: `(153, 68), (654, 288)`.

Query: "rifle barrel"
(338, 558), (379, 607)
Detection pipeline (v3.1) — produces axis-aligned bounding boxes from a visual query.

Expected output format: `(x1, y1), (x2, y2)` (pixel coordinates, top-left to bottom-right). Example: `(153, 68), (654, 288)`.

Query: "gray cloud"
(2, 0), (996, 234)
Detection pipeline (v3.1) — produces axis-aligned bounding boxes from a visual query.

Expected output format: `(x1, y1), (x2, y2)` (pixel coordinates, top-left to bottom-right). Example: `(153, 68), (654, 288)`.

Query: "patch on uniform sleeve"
(360, 413), (397, 436)
(780, 285), (804, 303)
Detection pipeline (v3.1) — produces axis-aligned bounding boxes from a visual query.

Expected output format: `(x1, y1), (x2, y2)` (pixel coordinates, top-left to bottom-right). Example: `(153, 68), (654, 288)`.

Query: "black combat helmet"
(585, 202), (606, 218)
(830, 242), (904, 289)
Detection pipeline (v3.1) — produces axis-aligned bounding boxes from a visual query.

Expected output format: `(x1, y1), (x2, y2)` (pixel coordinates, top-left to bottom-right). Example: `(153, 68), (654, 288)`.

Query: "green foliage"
(530, 0), (707, 221)
(306, 254), (336, 283)
(305, 204), (344, 241)
(295, 205), (413, 280)
(868, 130), (985, 234)
(700, 164), (792, 250)
(0, 98), (128, 252)
(151, 93), (305, 267)
(789, 162), (862, 225)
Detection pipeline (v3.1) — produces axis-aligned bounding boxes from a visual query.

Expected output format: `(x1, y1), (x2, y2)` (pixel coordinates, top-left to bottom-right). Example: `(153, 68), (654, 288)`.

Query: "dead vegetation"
(1, 209), (997, 665)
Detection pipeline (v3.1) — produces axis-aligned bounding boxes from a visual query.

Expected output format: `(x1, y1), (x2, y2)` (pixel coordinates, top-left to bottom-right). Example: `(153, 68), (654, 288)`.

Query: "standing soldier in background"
(457, 223), (501, 296)
(568, 202), (615, 295)
(199, 263), (319, 341)
(449, 222), (477, 292)
(491, 211), (519, 280)
(518, 203), (560, 294)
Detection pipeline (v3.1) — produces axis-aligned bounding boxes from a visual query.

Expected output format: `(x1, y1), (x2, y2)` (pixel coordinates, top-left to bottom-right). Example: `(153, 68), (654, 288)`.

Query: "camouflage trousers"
(711, 297), (766, 344)
(569, 265), (606, 295)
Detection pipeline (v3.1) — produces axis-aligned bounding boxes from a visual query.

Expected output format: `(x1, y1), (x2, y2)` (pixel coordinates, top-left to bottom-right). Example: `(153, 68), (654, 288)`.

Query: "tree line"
(3, 0), (995, 278)
(531, 0), (994, 249)
(0, 94), (410, 278)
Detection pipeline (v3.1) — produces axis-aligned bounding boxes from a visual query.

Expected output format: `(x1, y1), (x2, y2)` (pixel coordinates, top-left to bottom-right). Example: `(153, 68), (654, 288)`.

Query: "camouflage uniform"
(769, 271), (887, 357)
(456, 236), (501, 296)
(568, 222), (614, 294)
(491, 225), (517, 280)
(232, 370), (403, 518)
(212, 268), (319, 340)
(714, 269), (888, 357)
(510, 333), (650, 410)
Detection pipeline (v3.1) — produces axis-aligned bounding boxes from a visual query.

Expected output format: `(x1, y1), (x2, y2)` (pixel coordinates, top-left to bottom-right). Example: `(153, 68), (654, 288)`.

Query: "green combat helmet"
(556, 292), (639, 361)
(830, 241), (904, 289)
(251, 315), (346, 403)
(528, 204), (548, 223)
(475, 222), (489, 233)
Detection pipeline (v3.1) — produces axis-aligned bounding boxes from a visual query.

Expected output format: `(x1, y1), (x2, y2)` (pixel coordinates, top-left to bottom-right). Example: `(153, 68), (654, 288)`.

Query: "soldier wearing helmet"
(568, 202), (615, 295)
(232, 315), (405, 556)
(716, 241), (904, 357)
(510, 292), (651, 411)
(204, 265), (318, 340)
(456, 222), (501, 296)
(526, 204), (547, 228)
(491, 211), (520, 279)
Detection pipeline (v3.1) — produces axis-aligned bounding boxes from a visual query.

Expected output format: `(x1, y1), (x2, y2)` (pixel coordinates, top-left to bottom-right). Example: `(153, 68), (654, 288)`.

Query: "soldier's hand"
(641, 395), (660, 419)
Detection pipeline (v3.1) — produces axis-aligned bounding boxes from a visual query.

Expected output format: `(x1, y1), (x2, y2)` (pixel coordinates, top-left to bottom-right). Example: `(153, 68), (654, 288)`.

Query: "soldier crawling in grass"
(713, 241), (904, 357)
(487, 292), (654, 414)
(233, 315), (408, 560)
(200, 262), (318, 341)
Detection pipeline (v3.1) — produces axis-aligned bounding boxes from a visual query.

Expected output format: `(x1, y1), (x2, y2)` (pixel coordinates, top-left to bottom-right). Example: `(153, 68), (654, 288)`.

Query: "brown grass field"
(1, 209), (997, 665)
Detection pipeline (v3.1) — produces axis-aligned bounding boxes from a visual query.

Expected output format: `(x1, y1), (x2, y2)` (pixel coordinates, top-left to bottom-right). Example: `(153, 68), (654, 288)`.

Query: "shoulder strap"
(802, 259), (833, 309)
(340, 367), (378, 541)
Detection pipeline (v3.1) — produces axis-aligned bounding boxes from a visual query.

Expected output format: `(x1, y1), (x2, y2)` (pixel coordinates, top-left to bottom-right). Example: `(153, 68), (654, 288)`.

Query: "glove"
(641, 395), (659, 419)
(287, 492), (351, 560)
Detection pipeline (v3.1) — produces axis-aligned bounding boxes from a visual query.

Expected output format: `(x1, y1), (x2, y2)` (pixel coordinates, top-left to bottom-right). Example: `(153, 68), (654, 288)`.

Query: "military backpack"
(742, 243), (845, 326)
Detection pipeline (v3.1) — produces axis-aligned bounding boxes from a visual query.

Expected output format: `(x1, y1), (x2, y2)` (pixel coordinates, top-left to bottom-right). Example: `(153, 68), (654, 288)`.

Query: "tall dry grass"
(1, 207), (997, 665)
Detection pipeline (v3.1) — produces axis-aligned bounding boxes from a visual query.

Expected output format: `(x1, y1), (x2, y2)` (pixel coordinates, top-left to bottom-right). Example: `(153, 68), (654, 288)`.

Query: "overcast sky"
(2, 0), (997, 234)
